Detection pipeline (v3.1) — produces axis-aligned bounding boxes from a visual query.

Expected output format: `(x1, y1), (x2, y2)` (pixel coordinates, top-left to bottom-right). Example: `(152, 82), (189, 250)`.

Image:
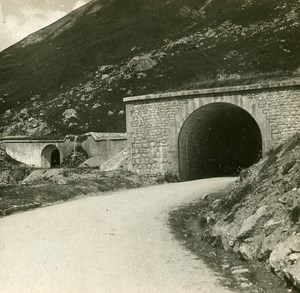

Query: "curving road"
(0, 177), (236, 293)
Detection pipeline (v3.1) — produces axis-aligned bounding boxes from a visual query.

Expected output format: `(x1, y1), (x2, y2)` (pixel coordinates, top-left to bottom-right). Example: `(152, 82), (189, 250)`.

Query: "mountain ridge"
(0, 0), (299, 137)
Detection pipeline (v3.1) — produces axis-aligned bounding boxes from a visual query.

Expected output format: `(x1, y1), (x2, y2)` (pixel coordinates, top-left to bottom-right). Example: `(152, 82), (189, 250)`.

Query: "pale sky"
(0, 0), (90, 52)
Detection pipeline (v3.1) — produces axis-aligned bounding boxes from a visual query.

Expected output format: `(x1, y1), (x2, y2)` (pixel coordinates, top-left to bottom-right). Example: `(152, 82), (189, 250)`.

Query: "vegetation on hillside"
(0, 0), (299, 137)
(0, 168), (154, 217)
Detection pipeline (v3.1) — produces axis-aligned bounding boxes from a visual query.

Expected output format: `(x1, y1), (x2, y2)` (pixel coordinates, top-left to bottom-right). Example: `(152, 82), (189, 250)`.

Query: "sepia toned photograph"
(0, 0), (300, 292)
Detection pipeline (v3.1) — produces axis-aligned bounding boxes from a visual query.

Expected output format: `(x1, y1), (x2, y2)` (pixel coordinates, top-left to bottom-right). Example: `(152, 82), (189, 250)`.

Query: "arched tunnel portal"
(41, 145), (61, 168)
(178, 102), (262, 181)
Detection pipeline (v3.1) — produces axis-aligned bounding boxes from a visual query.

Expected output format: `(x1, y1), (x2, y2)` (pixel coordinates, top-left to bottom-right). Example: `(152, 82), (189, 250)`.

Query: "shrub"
(259, 153), (278, 177)
(217, 182), (253, 213)
(156, 172), (180, 184)
(62, 168), (70, 177)
(61, 146), (89, 168)
(282, 180), (294, 193)
(239, 168), (250, 182)
(266, 144), (283, 157)
(289, 206), (300, 223)
(282, 133), (300, 156)
(296, 174), (300, 189)
(282, 160), (296, 175)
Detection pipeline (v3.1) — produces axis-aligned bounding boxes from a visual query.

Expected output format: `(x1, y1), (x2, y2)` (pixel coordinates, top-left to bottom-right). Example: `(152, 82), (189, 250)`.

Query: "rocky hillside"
(191, 133), (300, 290)
(0, 0), (300, 137)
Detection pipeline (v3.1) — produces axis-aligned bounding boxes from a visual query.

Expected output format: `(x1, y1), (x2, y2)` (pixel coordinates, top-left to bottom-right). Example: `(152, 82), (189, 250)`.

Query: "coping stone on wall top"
(123, 79), (300, 103)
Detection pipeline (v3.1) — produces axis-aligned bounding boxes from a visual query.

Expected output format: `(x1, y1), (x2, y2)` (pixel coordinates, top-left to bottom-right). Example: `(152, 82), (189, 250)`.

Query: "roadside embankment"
(0, 168), (155, 217)
(170, 133), (300, 292)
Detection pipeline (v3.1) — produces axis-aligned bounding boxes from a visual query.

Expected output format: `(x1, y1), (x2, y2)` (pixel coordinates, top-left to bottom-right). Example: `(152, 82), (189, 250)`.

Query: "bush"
(217, 182), (253, 213)
(156, 172), (180, 184)
(282, 133), (300, 156)
(239, 168), (250, 182)
(61, 146), (89, 168)
(282, 160), (296, 175)
(260, 153), (278, 175)
(296, 174), (300, 189)
(289, 206), (300, 223)
(265, 144), (283, 157)
(62, 168), (70, 177)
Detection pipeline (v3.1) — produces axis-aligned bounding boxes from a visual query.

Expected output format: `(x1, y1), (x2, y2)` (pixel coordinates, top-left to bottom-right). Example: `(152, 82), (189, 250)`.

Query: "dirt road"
(0, 177), (236, 293)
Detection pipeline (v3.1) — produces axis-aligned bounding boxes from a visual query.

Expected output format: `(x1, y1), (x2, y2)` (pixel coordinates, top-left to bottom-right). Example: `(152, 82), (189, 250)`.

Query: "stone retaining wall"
(124, 80), (300, 177)
(0, 132), (127, 168)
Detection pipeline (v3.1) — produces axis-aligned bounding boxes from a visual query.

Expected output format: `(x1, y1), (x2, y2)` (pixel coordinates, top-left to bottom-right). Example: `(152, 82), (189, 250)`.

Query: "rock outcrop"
(127, 55), (158, 72)
(199, 133), (300, 290)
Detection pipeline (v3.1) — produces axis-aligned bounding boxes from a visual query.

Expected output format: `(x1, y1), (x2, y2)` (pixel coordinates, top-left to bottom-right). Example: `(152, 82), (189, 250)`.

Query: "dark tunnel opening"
(41, 145), (61, 168)
(51, 149), (61, 167)
(178, 103), (262, 181)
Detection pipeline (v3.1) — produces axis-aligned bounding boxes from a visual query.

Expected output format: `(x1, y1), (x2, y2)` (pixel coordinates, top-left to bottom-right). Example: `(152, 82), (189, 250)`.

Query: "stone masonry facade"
(124, 80), (300, 177)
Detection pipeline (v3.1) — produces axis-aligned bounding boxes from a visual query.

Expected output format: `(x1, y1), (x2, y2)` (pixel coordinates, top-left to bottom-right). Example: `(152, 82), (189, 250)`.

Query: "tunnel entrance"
(50, 149), (60, 167)
(41, 145), (61, 168)
(178, 103), (262, 181)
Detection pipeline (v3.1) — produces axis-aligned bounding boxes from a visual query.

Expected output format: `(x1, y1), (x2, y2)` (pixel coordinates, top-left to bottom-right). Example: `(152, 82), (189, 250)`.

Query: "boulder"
(19, 108), (29, 119)
(211, 221), (237, 251)
(237, 206), (269, 239)
(237, 240), (260, 261)
(99, 65), (115, 73)
(22, 169), (64, 184)
(137, 72), (147, 79)
(127, 55), (157, 72)
(263, 219), (283, 236)
(290, 236), (300, 252)
(269, 234), (300, 286)
(231, 268), (250, 275)
(285, 260), (300, 290)
(80, 156), (105, 167)
(92, 103), (101, 109)
(257, 228), (287, 260)
(62, 109), (78, 125)
(101, 74), (109, 80)
(3, 109), (12, 119)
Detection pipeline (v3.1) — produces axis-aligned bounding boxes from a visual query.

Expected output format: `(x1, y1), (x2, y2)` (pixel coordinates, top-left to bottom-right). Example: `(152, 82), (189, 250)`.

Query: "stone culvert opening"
(41, 145), (61, 168)
(178, 102), (262, 181)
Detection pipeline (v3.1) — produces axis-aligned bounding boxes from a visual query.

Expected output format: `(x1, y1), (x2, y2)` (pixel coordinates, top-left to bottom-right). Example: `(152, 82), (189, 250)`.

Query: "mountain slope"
(0, 0), (300, 137)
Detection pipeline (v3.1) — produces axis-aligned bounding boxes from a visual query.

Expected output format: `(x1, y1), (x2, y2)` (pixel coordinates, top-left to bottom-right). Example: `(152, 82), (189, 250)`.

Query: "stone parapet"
(124, 79), (300, 102)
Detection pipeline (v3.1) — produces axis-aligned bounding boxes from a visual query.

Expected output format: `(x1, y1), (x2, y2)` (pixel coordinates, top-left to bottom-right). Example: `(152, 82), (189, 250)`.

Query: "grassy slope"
(0, 0), (299, 136)
(0, 169), (152, 216)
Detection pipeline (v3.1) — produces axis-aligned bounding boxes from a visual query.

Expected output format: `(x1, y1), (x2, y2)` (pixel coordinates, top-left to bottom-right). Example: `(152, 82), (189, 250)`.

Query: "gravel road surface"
(0, 177), (236, 293)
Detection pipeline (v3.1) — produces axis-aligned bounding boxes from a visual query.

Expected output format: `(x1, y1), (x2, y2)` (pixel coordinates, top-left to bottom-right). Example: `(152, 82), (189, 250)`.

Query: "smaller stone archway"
(41, 145), (61, 168)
